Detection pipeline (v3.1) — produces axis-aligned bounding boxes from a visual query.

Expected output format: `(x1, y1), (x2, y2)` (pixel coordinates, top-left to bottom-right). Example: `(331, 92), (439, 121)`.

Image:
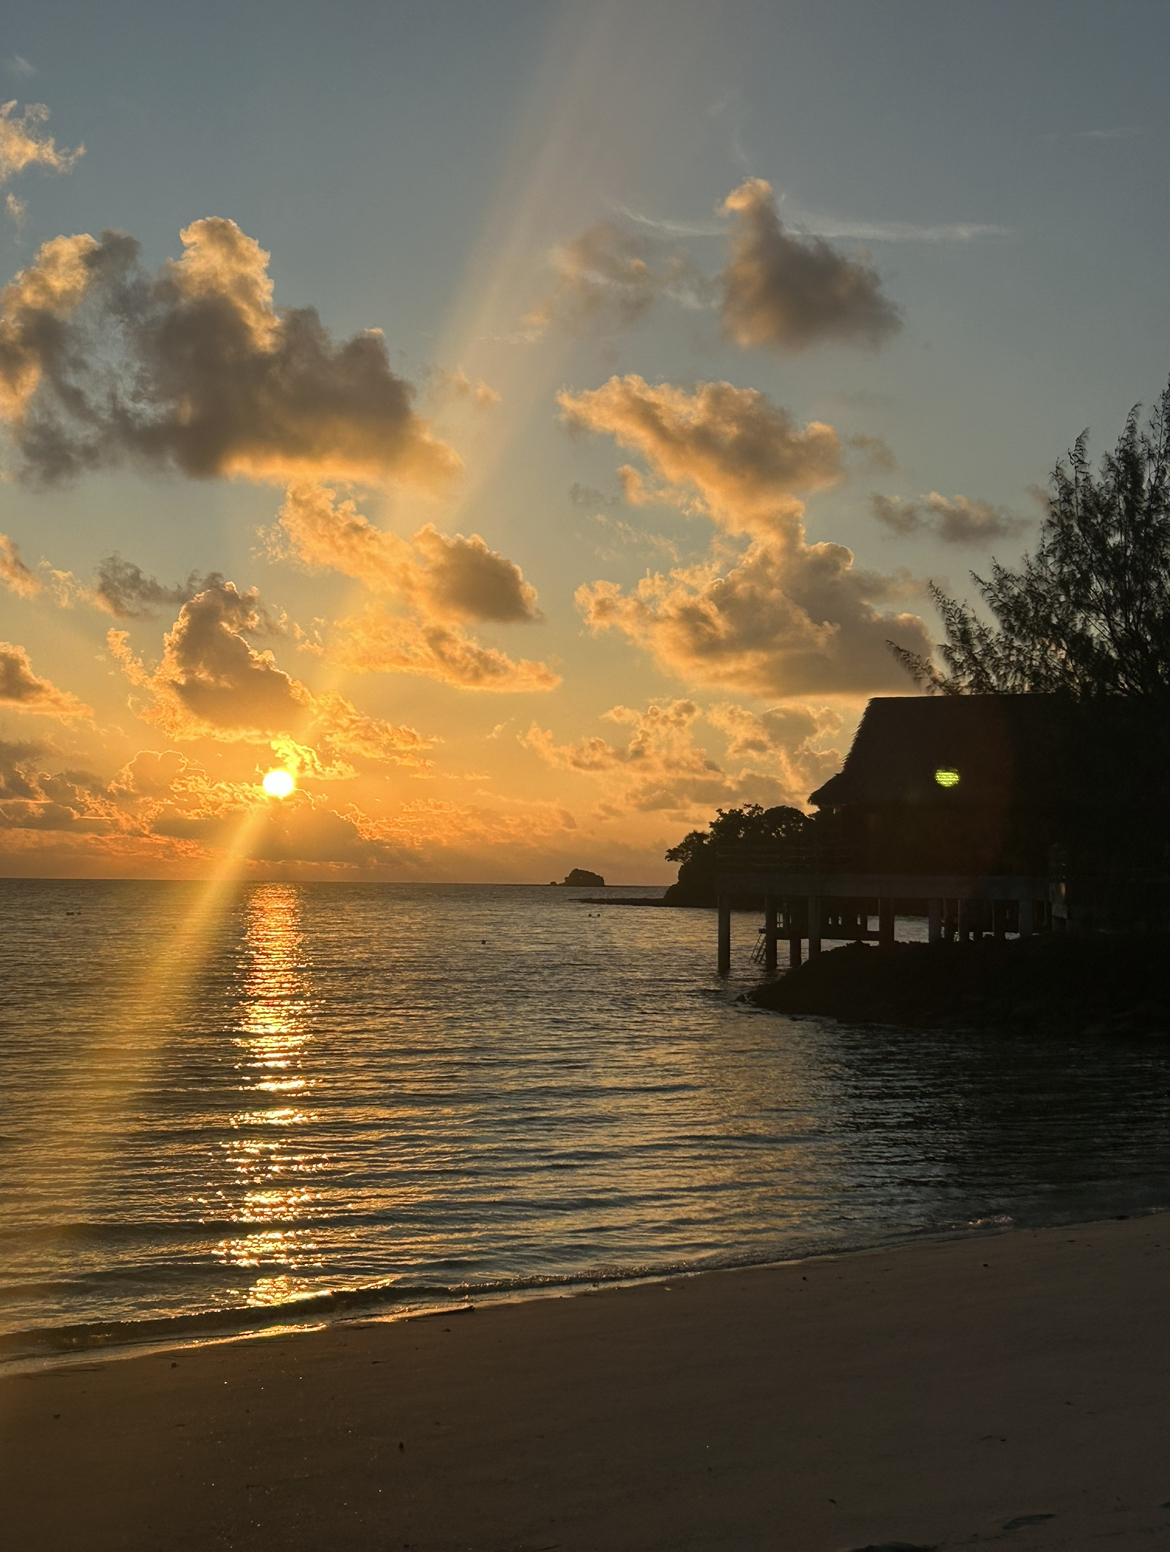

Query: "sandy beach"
(2, 1215), (1168, 1552)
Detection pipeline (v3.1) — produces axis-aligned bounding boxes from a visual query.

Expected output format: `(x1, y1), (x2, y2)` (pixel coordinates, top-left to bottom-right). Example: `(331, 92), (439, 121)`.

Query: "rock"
(562, 868), (605, 887)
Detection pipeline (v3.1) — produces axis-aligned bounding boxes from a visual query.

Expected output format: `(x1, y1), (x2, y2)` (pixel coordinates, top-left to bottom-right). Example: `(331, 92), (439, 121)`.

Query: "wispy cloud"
(614, 196), (1008, 245)
(5, 57), (36, 78)
(1076, 125), (1141, 140)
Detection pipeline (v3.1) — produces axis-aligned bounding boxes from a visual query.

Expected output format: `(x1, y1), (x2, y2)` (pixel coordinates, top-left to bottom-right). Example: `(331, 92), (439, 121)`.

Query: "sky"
(1, 0), (1169, 883)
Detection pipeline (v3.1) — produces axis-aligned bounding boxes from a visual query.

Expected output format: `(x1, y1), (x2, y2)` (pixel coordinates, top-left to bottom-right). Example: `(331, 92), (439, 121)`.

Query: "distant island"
(552, 868), (605, 887)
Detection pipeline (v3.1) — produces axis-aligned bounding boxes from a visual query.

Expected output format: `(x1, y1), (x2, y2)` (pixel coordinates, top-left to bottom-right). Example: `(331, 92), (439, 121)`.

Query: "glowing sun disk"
(262, 769), (296, 798)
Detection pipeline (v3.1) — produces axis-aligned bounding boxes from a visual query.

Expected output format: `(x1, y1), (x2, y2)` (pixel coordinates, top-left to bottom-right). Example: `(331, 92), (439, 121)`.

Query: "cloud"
(0, 219), (460, 488)
(108, 580), (432, 765)
(592, 512), (681, 565)
(719, 179), (901, 352)
(871, 490), (1027, 545)
(569, 482), (618, 508)
(522, 697), (843, 815)
(616, 197), (1009, 246)
(0, 640), (91, 719)
(0, 533), (40, 598)
(269, 482), (557, 692)
(764, 207), (1010, 244)
(559, 375), (844, 539)
(562, 374), (931, 696)
(0, 100), (82, 186)
(532, 182), (901, 352)
(427, 366), (500, 409)
(274, 482), (542, 623)
(0, 740), (118, 833)
(5, 192), (25, 227)
(576, 544), (928, 698)
(524, 221), (709, 337)
(92, 554), (226, 620)
(329, 607), (561, 693)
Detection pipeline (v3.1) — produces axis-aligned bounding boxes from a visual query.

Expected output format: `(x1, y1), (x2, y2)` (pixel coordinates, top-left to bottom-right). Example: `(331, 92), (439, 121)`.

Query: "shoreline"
(3, 1205), (1158, 1375)
(4, 1211), (1169, 1550)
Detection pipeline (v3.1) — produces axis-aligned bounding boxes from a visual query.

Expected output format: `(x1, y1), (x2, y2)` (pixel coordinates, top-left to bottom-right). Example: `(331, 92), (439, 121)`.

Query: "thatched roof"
(809, 695), (1074, 808)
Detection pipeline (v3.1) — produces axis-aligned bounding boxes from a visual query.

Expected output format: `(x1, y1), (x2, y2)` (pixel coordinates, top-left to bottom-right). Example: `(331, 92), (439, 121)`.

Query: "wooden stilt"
(928, 898), (943, 942)
(878, 897), (895, 948)
(717, 893), (732, 974)
(764, 894), (778, 971)
(808, 895), (822, 958)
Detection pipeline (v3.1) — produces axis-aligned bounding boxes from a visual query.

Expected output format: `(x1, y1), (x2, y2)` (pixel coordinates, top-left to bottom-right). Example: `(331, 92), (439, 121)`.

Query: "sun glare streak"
(214, 884), (329, 1305)
(38, 797), (288, 1243)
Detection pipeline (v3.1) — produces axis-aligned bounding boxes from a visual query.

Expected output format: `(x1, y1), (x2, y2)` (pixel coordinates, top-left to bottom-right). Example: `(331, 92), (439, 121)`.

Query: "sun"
(262, 768), (296, 798)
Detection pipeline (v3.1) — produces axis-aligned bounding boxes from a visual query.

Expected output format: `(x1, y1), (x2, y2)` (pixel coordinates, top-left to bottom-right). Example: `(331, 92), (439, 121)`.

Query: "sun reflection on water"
(216, 884), (329, 1305)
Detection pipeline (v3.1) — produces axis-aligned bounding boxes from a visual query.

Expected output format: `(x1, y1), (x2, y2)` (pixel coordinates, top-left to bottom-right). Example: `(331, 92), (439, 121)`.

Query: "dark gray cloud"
(0, 219), (459, 488)
(526, 180), (900, 355)
(720, 179), (901, 352)
(93, 555), (225, 620)
(0, 639), (90, 718)
(871, 490), (1026, 545)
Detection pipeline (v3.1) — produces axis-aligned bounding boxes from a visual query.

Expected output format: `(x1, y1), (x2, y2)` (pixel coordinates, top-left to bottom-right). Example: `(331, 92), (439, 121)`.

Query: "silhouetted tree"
(664, 803), (810, 904)
(891, 383), (1170, 698)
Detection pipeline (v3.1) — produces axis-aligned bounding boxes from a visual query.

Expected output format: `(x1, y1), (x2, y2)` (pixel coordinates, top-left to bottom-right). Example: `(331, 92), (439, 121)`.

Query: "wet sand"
(3, 1215), (1169, 1552)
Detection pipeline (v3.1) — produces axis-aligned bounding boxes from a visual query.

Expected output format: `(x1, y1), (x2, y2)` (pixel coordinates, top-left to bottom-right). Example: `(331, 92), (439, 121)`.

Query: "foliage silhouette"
(663, 803), (810, 905)
(891, 383), (1170, 697)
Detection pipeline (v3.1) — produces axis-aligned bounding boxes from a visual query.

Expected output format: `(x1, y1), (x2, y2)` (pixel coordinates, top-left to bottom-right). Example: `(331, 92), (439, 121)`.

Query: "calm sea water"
(3, 878), (1170, 1364)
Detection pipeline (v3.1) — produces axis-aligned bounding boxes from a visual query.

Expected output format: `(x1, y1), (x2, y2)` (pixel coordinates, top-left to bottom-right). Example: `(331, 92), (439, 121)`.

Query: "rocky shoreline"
(746, 933), (1170, 1036)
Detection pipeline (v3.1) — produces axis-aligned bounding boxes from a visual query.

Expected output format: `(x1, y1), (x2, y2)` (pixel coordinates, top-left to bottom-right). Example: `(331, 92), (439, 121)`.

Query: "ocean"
(3, 878), (1170, 1366)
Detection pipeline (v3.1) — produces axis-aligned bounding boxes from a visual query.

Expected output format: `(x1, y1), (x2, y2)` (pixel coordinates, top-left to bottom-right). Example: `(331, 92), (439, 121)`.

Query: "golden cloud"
(109, 581), (432, 767)
(561, 375), (931, 696)
(276, 482), (542, 623)
(273, 482), (558, 693)
(329, 608), (561, 693)
(0, 219), (460, 487)
(0, 533), (40, 598)
(0, 640), (91, 720)
(0, 100), (83, 186)
(522, 697), (843, 816)
(559, 375), (843, 538)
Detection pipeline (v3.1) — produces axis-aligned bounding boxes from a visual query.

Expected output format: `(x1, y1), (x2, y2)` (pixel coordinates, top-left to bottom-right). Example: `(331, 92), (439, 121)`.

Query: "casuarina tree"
(891, 382), (1170, 698)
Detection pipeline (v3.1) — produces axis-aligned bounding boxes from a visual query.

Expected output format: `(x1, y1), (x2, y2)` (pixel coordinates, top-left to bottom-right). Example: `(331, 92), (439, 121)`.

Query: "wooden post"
(717, 894), (732, 974)
(764, 894), (778, 971)
(808, 895), (822, 958)
(878, 897), (895, 948)
(992, 901), (1007, 942)
(928, 898), (943, 942)
(787, 899), (803, 969)
(1018, 897), (1035, 938)
(957, 898), (974, 942)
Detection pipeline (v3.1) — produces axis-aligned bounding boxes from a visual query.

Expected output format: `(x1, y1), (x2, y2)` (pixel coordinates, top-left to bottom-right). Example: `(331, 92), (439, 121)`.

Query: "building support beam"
(808, 896), (822, 958)
(717, 893), (732, 974)
(786, 898), (803, 968)
(928, 899), (943, 943)
(878, 897), (895, 949)
(1018, 898), (1035, 938)
(764, 895), (778, 971)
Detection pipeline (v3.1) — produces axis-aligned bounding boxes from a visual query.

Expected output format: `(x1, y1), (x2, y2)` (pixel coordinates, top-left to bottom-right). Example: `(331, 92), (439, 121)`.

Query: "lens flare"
(262, 769), (296, 798)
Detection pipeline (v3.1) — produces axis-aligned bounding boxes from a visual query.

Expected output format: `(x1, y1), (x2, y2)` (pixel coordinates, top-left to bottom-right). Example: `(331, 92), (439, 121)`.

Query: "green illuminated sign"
(934, 767), (960, 788)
